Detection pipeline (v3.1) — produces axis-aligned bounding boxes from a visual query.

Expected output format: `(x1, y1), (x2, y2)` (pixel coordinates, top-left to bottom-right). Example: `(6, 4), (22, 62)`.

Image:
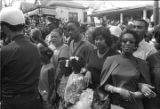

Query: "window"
(69, 12), (78, 21)
(83, 12), (87, 22)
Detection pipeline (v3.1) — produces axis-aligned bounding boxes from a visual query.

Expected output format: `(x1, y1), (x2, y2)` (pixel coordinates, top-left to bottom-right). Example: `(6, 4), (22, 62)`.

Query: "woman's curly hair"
(93, 26), (113, 47)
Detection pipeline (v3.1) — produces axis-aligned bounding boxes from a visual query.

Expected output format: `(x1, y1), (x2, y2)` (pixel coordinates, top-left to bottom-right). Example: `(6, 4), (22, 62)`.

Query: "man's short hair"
(1, 22), (24, 32)
(67, 20), (80, 28)
(134, 19), (149, 29)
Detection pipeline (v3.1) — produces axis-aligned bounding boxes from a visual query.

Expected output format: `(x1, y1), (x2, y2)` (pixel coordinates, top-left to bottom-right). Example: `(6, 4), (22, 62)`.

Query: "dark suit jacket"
(145, 51), (160, 109)
(147, 51), (160, 92)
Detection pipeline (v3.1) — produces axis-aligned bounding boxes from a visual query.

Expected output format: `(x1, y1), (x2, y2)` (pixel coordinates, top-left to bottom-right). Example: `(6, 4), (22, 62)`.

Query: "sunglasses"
(133, 25), (145, 29)
(121, 39), (135, 44)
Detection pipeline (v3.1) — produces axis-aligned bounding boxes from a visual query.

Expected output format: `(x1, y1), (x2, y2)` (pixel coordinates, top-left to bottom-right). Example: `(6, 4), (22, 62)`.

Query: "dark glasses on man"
(133, 25), (145, 29)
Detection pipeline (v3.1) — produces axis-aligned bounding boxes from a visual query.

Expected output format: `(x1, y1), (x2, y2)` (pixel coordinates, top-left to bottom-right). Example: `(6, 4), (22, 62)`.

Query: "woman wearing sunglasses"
(100, 29), (153, 109)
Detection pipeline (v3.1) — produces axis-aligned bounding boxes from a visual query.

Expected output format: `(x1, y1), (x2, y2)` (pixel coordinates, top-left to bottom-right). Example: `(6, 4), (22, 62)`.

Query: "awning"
(41, 8), (56, 16)
(46, 1), (87, 9)
(25, 7), (56, 16)
(25, 9), (39, 16)
(90, 5), (153, 17)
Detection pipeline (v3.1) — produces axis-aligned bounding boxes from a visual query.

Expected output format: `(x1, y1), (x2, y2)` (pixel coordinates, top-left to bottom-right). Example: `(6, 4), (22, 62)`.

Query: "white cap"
(109, 26), (122, 37)
(128, 21), (134, 25)
(0, 7), (25, 25)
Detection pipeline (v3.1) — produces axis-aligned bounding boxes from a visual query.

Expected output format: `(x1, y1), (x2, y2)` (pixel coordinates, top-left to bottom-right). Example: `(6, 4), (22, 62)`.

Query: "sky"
(75, 1), (154, 11)
(2, 0), (157, 11)
(4, 0), (154, 7)
(74, 1), (153, 6)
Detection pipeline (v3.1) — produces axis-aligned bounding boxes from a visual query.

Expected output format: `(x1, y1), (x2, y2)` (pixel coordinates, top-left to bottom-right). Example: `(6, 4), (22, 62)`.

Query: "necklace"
(97, 47), (110, 58)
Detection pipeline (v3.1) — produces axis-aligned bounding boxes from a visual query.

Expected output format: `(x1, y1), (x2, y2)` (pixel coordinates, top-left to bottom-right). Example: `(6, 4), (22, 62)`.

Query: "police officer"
(0, 7), (42, 109)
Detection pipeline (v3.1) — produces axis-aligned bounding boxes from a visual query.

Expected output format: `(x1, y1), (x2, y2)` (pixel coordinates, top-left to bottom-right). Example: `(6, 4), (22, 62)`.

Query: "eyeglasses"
(121, 39), (135, 44)
(133, 25), (145, 29)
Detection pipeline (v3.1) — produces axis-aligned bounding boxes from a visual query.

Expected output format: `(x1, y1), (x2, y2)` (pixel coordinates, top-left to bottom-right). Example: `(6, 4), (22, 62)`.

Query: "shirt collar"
(12, 34), (24, 41)
(138, 39), (146, 47)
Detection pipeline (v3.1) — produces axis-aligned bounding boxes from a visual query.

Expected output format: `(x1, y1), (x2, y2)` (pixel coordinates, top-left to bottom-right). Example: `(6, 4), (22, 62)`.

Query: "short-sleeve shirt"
(1, 35), (41, 94)
(133, 39), (157, 60)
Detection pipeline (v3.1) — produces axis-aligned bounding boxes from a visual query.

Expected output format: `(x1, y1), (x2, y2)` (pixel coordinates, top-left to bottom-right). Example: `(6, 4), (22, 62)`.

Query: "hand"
(84, 71), (92, 84)
(104, 84), (114, 93)
(138, 83), (156, 98)
(117, 88), (131, 100)
(131, 91), (143, 99)
(105, 86), (132, 101)
(41, 90), (48, 101)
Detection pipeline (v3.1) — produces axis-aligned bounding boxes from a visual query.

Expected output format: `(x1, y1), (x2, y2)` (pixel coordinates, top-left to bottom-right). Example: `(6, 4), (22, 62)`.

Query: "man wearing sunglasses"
(133, 19), (157, 60)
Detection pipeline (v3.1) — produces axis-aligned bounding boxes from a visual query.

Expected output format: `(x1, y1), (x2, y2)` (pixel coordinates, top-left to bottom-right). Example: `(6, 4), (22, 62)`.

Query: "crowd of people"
(0, 6), (160, 109)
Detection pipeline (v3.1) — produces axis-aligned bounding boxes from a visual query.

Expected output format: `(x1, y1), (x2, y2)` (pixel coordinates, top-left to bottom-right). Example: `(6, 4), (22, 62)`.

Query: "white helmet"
(110, 26), (122, 37)
(0, 7), (25, 25)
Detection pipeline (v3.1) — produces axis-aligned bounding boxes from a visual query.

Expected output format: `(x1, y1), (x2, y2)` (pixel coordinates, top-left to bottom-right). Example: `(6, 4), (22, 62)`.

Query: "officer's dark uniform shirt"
(1, 35), (41, 94)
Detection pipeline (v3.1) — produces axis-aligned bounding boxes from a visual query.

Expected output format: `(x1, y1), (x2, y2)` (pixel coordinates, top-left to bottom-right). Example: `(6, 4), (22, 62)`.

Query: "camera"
(0, 31), (11, 45)
(65, 56), (79, 67)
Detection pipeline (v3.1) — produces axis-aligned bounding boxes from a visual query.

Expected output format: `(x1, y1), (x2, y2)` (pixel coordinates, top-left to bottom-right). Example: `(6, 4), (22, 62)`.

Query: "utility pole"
(0, 0), (2, 10)
(153, 0), (159, 25)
